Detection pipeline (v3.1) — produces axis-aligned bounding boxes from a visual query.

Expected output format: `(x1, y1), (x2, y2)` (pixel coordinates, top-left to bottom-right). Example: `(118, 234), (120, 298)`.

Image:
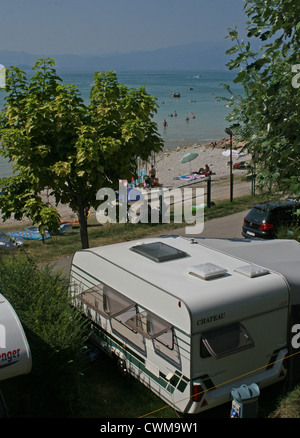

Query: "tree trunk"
(77, 203), (89, 249)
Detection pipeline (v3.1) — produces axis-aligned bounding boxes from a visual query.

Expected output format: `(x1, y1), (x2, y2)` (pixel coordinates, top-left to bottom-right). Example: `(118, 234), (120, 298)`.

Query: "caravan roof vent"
(234, 264), (270, 278)
(130, 241), (188, 263)
(188, 263), (227, 280)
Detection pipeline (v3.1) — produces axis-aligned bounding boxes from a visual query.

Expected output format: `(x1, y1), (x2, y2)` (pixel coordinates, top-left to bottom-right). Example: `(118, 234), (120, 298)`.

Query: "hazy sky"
(2, 0), (248, 55)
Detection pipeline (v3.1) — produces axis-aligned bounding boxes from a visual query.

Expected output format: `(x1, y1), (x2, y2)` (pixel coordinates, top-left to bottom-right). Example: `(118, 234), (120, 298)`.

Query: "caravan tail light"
(278, 353), (289, 377)
(192, 383), (204, 403)
(259, 223), (274, 230)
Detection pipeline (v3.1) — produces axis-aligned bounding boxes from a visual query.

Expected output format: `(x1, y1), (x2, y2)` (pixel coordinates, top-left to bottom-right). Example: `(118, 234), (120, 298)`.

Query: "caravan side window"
(200, 323), (254, 359)
(75, 280), (175, 353)
(125, 311), (174, 349)
(76, 282), (136, 319)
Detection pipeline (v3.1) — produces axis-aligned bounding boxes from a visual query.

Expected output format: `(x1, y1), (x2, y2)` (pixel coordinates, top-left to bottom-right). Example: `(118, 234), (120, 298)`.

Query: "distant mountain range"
(0, 40), (234, 72)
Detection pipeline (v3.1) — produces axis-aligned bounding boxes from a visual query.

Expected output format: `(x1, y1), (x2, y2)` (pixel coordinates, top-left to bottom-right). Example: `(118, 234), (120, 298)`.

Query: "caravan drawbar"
(70, 236), (299, 414)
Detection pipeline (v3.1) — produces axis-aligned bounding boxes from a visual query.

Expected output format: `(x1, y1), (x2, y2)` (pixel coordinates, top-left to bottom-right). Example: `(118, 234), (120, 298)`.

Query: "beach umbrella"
(180, 151), (199, 173)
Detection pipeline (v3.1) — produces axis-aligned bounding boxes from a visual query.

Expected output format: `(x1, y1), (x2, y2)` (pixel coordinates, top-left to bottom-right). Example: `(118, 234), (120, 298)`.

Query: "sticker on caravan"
(197, 312), (226, 326)
(0, 324), (21, 367)
(0, 324), (5, 348)
(0, 348), (21, 367)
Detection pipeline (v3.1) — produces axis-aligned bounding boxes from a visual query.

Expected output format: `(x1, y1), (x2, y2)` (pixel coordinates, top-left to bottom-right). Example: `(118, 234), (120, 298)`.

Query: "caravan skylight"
(130, 242), (188, 263)
(234, 264), (270, 278)
(188, 263), (227, 280)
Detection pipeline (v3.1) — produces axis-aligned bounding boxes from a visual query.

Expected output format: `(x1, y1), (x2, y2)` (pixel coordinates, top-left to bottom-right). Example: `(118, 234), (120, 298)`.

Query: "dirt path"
(210, 177), (254, 202)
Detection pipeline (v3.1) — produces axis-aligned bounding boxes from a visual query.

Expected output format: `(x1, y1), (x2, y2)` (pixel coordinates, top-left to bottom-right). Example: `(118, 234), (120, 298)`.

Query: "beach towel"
(8, 230), (51, 240)
(175, 174), (206, 181)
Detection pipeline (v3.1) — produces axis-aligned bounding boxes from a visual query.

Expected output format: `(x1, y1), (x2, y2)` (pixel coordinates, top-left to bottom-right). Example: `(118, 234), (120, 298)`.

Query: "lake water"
(0, 69), (241, 178)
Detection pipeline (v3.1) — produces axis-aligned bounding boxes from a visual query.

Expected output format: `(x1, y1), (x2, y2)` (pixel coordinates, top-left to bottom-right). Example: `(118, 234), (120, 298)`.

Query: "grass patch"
(271, 385), (300, 418)
(78, 357), (177, 419)
(275, 224), (300, 242)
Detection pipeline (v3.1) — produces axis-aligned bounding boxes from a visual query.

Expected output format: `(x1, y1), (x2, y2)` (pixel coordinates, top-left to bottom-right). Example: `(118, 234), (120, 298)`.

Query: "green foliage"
(0, 59), (163, 248)
(0, 253), (88, 416)
(271, 384), (300, 418)
(222, 0), (300, 197)
(275, 224), (300, 242)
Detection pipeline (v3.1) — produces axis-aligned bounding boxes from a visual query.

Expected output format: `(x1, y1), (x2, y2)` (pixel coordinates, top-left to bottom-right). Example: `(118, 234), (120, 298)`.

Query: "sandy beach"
(0, 138), (251, 227)
(153, 138), (250, 188)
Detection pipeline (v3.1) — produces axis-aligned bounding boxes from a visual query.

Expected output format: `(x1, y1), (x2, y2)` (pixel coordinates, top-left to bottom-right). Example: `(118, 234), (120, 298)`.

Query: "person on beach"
(163, 119), (168, 127)
(204, 164), (211, 176)
(153, 177), (161, 187)
(192, 166), (204, 175)
(193, 164), (211, 176)
(149, 164), (156, 180)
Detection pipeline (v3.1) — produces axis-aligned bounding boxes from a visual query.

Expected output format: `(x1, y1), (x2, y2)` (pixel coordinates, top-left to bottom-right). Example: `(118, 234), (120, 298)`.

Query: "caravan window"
(125, 311), (174, 349)
(103, 285), (136, 318)
(76, 283), (135, 319)
(75, 281), (174, 350)
(200, 323), (254, 359)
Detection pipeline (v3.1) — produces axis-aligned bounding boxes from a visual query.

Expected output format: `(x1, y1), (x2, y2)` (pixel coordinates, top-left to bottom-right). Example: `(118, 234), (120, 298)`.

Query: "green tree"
(0, 58), (163, 248)
(222, 0), (300, 196)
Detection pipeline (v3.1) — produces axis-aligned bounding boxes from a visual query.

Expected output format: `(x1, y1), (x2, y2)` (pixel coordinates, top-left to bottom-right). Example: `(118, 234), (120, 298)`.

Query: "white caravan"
(0, 294), (32, 382)
(70, 236), (300, 414)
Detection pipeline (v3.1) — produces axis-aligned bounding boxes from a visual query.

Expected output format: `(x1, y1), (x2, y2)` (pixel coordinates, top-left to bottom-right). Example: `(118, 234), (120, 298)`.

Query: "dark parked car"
(242, 201), (300, 239)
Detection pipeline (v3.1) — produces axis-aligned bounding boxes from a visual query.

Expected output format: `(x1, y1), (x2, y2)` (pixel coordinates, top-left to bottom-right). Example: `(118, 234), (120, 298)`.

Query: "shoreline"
(0, 137), (251, 227)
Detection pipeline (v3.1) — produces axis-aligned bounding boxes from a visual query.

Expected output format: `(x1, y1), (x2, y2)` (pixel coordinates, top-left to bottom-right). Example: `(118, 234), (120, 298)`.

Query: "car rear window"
(246, 206), (271, 222)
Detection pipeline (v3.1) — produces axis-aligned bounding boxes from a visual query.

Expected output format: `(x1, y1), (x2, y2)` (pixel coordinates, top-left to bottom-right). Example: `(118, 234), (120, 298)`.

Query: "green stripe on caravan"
(90, 320), (189, 394)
